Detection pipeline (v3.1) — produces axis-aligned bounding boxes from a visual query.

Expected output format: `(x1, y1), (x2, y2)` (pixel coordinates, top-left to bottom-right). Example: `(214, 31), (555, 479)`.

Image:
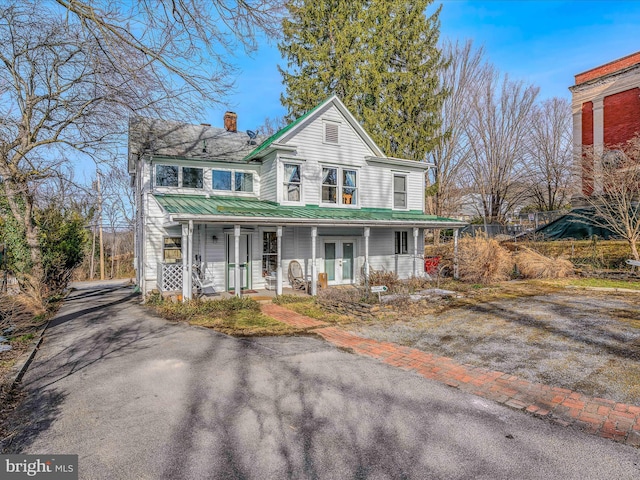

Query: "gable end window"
(324, 122), (339, 144)
(284, 163), (301, 202)
(394, 231), (408, 255)
(393, 174), (407, 209)
(156, 165), (178, 187)
(322, 167), (358, 206)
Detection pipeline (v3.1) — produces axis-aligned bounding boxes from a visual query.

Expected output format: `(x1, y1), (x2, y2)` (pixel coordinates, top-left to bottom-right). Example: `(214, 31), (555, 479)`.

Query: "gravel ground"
(350, 291), (640, 405)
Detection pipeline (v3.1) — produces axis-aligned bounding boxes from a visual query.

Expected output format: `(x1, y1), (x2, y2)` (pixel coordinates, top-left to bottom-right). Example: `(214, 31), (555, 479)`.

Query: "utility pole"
(97, 170), (105, 280)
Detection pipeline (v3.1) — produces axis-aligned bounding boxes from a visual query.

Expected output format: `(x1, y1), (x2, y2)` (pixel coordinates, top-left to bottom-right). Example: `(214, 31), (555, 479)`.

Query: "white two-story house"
(129, 96), (465, 299)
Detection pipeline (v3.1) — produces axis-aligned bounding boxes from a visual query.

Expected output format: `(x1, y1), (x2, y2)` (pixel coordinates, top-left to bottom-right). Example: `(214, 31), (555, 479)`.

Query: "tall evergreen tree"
(278, 0), (447, 161)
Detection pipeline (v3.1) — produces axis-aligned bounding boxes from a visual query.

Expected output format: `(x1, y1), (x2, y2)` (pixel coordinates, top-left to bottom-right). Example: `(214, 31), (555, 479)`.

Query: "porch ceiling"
(154, 194), (467, 228)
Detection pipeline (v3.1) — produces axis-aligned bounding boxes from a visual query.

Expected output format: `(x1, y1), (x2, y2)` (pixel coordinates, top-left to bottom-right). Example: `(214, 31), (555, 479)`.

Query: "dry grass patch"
(456, 235), (513, 283)
(148, 296), (304, 336)
(515, 247), (574, 279)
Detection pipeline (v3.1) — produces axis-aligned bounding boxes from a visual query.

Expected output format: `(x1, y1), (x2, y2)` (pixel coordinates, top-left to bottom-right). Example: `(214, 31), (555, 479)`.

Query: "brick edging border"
(261, 303), (640, 448)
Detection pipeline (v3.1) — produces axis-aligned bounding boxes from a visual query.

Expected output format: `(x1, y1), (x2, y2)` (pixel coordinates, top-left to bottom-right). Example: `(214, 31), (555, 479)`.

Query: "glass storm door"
(227, 234), (250, 290)
(324, 239), (355, 285)
(342, 242), (354, 282)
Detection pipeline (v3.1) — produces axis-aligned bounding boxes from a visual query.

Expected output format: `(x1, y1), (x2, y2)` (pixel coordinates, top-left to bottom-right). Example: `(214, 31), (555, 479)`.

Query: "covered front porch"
(156, 221), (463, 301)
(151, 194), (466, 301)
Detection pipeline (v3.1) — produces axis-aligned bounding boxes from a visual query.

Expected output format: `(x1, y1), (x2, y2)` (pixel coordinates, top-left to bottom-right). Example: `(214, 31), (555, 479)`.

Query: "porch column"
(453, 228), (459, 280)
(187, 220), (193, 300)
(276, 226), (283, 295)
(364, 227), (370, 286)
(234, 224), (241, 297)
(311, 226), (317, 295)
(181, 223), (189, 302)
(413, 227), (419, 277)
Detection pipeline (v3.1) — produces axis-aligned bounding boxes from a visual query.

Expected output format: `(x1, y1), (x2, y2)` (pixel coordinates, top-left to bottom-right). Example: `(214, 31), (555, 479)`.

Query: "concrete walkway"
(261, 303), (640, 447)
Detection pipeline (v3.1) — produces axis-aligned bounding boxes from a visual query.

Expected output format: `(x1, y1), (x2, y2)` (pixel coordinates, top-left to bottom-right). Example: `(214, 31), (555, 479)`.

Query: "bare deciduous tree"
(0, 1), (280, 294)
(465, 69), (539, 224)
(524, 97), (573, 211)
(580, 136), (640, 260)
(428, 40), (487, 217)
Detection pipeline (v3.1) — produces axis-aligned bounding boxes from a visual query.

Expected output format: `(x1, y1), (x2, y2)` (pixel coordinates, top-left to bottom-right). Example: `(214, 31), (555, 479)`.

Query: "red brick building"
(570, 51), (640, 197)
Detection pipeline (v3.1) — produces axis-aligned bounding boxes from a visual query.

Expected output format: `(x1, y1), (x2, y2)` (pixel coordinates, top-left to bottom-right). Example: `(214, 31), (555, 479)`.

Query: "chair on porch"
(192, 265), (216, 298)
(288, 260), (310, 293)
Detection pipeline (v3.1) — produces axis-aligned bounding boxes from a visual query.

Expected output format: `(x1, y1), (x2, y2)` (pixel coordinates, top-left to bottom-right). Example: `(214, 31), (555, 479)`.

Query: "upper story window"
(213, 170), (232, 191)
(322, 167), (338, 203)
(342, 169), (357, 205)
(235, 172), (253, 192)
(155, 165), (203, 189)
(283, 163), (301, 202)
(324, 121), (339, 144)
(156, 165), (179, 187)
(322, 167), (358, 206)
(182, 167), (203, 189)
(393, 174), (407, 209)
(212, 169), (254, 193)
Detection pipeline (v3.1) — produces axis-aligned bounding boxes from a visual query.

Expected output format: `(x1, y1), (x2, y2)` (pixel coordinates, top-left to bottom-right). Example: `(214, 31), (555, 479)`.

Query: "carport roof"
(154, 194), (466, 227)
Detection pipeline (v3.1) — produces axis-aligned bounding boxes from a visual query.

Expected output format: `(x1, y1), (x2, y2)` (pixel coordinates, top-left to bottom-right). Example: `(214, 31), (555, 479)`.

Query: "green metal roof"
(243, 98), (330, 161)
(154, 194), (465, 226)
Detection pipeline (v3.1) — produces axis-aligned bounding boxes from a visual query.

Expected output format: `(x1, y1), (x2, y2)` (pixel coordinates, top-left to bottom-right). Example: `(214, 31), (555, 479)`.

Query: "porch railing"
(158, 262), (182, 292)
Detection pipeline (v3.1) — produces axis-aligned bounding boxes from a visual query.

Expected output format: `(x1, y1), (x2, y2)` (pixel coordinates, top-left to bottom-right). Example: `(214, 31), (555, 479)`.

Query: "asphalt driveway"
(3, 282), (640, 479)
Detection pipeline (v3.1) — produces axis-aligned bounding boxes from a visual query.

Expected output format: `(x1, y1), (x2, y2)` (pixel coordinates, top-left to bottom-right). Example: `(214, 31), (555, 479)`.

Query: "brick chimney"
(224, 111), (237, 132)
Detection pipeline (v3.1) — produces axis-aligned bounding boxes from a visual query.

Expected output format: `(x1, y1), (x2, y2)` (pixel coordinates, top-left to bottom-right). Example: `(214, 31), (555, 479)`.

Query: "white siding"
(278, 103), (426, 211)
(260, 153), (278, 202)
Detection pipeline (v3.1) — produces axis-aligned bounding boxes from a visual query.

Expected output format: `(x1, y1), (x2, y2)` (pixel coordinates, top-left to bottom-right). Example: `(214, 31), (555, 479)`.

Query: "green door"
(324, 242), (336, 282)
(342, 242), (354, 282)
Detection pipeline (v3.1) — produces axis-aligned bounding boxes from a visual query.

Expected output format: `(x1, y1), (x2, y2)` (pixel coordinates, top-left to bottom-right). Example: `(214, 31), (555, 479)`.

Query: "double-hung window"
(342, 169), (357, 205)
(283, 164), (301, 202)
(322, 167), (338, 203)
(322, 167), (357, 206)
(393, 174), (407, 209)
(262, 232), (277, 276)
(163, 237), (182, 262)
(394, 231), (408, 255)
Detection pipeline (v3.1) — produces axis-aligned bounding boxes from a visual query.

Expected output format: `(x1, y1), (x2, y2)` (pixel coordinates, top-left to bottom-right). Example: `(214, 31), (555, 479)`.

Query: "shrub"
(515, 247), (574, 279)
(367, 268), (400, 292)
(457, 235), (513, 283)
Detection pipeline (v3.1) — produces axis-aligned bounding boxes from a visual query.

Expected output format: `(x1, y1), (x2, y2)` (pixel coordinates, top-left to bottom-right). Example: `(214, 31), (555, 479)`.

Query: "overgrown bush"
(368, 268), (400, 292)
(456, 235), (513, 283)
(515, 247), (574, 279)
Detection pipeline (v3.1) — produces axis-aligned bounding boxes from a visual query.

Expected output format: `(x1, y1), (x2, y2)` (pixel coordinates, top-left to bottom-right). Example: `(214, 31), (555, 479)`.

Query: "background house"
(129, 96), (465, 299)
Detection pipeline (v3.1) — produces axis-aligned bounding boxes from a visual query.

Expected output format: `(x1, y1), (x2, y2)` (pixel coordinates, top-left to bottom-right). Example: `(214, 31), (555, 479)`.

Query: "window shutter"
(325, 123), (339, 143)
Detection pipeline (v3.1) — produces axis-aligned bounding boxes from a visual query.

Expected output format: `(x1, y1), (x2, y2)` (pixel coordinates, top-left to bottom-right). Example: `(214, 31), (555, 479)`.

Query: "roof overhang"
(167, 213), (466, 229)
(365, 156), (433, 170)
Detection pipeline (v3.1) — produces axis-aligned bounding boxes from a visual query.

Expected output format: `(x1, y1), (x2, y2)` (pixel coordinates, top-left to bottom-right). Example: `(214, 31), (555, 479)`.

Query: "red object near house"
(424, 256), (441, 274)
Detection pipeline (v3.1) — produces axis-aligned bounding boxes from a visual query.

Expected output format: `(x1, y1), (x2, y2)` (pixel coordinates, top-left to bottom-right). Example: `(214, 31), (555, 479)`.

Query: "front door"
(227, 234), (251, 290)
(324, 239), (355, 285)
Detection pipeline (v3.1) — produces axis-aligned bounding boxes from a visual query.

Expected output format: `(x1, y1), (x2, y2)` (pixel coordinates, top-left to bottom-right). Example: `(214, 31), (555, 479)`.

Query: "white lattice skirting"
(158, 263), (183, 292)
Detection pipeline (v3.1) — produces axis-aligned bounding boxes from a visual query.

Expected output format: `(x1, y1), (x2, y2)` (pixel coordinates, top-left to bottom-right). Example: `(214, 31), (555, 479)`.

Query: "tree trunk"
(630, 240), (640, 262)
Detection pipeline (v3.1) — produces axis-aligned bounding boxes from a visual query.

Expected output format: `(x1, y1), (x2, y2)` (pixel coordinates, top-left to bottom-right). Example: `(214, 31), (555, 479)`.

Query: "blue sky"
(206, 0), (640, 132)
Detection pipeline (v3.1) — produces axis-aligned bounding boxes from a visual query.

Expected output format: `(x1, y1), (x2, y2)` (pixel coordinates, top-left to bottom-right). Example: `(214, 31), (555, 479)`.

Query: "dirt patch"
(350, 291), (640, 405)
